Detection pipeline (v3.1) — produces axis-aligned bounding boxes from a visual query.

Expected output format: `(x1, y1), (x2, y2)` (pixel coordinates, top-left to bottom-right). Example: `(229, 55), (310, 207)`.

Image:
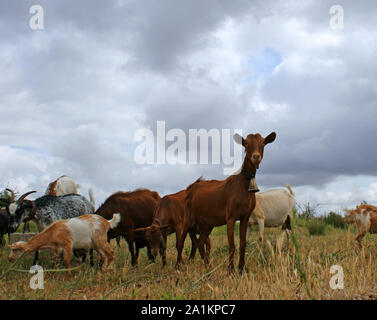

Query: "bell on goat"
(248, 177), (259, 193)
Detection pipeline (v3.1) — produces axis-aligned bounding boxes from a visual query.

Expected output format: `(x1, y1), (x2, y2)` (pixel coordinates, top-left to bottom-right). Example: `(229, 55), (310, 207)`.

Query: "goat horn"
(133, 226), (151, 232)
(17, 191), (37, 204)
(5, 188), (15, 202)
(156, 224), (170, 229)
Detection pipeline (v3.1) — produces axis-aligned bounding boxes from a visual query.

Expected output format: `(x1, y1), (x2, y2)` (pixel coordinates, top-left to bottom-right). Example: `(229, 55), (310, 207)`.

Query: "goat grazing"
(345, 204), (377, 248)
(177, 132), (276, 273)
(95, 189), (160, 266)
(8, 214), (120, 280)
(133, 190), (211, 266)
(8, 190), (95, 264)
(247, 185), (295, 243)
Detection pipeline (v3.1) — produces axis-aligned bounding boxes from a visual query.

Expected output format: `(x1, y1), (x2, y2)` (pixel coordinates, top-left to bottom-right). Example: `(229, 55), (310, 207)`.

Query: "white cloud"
(0, 0), (377, 213)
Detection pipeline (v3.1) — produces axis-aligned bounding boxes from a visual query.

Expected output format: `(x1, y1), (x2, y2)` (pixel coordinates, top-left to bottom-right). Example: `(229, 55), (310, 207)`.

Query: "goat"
(8, 190), (95, 265)
(8, 214), (120, 280)
(45, 175), (80, 196)
(247, 185), (295, 245)
(177, 132), (276, 273)
(345, 204), (377, 248)
(95, 189), (160, 266)
(133, 190), (211, 266)
(0, 188), (20, 245)
(21, 175), (88, 233)
(0, 209), (10, 247)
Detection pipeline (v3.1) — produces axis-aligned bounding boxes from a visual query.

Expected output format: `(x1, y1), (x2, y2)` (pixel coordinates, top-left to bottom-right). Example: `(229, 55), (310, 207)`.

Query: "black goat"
(0, 209), (10, 247)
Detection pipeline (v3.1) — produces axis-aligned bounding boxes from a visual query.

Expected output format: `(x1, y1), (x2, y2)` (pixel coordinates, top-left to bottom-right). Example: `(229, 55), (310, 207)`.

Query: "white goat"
(45, 175), (80, 196)
(248, 185), (295, 243)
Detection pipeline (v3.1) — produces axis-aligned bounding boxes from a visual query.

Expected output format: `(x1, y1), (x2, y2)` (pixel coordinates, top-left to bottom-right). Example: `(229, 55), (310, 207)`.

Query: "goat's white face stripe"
(9, 203), (17, 215)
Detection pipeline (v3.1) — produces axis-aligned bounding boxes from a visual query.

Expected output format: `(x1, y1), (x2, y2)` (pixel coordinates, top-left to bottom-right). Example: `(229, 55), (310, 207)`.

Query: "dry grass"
(1, 221), (377, 300)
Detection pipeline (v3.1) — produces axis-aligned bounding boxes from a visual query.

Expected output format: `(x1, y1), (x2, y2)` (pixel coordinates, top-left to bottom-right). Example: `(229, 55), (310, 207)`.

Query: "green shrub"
(294, 217), (307, 227)
(323, 211), (345, 229)
(306, 219), (326, 236)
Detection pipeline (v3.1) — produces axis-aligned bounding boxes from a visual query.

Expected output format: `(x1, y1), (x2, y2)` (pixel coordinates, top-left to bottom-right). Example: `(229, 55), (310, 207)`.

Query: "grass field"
(1, 219), (377, 300)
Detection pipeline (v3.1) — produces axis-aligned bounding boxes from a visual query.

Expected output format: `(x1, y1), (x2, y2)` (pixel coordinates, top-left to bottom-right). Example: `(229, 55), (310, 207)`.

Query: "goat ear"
(264, 132), (276, 145)
(233, 133), (245, 146)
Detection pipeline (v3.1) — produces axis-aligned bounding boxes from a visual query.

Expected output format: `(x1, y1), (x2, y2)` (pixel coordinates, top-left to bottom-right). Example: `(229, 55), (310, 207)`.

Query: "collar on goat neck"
(240, 161), (256, 181)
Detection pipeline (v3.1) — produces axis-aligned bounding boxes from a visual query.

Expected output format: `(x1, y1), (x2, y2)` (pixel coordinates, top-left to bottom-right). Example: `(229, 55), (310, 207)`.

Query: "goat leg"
(33, 251), (39, 266)
(147, 244), (154, 262)
(89, 248), (94, 267)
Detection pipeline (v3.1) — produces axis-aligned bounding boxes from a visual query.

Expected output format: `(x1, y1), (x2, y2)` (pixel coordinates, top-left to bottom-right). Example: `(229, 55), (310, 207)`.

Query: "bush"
(323, 211), (345, 229)
(293, 217), (307, 227)
(297, 202), (319, 219)
(306, 219), (326, 236)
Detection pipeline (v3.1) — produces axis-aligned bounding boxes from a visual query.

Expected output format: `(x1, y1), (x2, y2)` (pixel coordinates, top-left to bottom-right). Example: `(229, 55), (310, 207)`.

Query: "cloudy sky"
(1, 0), (376, 215)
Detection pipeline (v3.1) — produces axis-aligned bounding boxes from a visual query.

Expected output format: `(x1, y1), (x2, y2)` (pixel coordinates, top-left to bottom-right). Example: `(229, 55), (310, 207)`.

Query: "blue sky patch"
(243, 47), (282, 84)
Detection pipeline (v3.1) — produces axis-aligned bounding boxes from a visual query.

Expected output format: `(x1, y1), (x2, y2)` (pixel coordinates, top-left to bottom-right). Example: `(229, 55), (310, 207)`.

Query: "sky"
(1, 0), (377, 215)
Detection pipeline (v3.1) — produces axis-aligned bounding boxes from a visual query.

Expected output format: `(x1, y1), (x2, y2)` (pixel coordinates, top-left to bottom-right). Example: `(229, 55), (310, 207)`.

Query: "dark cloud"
(0, 0), (377, 211)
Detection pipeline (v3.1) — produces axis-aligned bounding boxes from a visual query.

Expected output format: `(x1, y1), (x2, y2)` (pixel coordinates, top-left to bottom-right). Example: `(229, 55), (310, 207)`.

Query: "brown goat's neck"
(95, 204), (114, 220)
(240, 158), (256, 181)
(23, 230), (54, 252)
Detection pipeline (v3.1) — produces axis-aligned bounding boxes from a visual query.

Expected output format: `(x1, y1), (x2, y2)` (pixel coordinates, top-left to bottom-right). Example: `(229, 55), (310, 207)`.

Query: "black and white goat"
(23, 175), (83, 233)
(0, 209), (10, 247)
(8, 190), (95, 264)
(0, 188), (19, 246)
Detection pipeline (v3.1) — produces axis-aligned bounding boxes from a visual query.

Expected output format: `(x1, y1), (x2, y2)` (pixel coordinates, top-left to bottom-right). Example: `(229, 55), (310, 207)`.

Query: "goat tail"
(285, 184), (294, 197)
(109, 213), (121, 229)
(88, 188), (95, 208)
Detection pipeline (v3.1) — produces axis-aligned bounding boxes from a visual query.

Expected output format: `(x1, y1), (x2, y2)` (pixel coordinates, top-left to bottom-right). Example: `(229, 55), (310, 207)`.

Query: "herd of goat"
(1, 131), (376, 280)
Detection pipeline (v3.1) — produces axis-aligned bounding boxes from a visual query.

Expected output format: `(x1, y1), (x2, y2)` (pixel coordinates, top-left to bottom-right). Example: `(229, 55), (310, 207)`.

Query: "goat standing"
(247, 185), (295, 244)
(95, 189), (160, 266)
(177, 132), (276, 273)
(133, 190), (211, 266)
(345, 204), (377, 248)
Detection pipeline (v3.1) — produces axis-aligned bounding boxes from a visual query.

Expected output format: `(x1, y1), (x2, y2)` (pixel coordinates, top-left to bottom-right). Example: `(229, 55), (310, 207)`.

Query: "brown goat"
(133, 190), (211, 266)
(8, 214), (120, 280)
(345, 204), (377, 248)
(177, 132), (276, 273)
(95, 189), (160, 265)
